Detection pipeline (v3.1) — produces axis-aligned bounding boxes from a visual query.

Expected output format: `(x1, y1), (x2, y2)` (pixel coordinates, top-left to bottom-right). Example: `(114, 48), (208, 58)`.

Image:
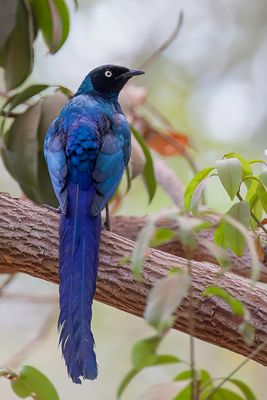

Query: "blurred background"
(0, 0), (267, 398)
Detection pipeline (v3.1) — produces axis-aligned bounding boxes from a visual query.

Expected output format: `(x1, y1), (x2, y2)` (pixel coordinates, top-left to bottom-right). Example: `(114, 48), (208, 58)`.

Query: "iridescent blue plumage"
(44, 65), (144, 383)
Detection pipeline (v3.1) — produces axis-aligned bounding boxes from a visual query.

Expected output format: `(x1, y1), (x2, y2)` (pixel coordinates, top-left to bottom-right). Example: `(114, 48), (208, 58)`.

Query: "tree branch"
(111, 215), (267, 283)
(0, 193), (267, 365)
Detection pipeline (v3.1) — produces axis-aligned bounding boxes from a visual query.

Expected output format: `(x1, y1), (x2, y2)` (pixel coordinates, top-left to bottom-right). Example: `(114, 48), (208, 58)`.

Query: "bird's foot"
(42, 204), (61, 214)
(104, 204), (112, 231)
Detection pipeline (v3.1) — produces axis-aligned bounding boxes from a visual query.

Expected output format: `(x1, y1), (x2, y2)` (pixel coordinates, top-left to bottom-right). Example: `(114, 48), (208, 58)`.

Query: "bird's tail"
(58, 181), (101, 384)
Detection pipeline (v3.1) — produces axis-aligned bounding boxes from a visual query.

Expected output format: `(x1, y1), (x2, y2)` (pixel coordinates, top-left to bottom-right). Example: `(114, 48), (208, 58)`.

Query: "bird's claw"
(42, 204), (61, 214)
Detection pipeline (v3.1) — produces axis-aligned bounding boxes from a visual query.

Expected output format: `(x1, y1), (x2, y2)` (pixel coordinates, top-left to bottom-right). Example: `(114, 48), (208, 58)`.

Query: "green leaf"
(184, 167), (214, 210)
(229, 379), (257, 400)
(173, 383), (191, 400)
(258, 184), (267, 213)
(117, 369), (139, 399)
(131, 126), (157, 203)
(214, 221), (227, 249)
(150, 227), (176, 247)
(224, 153), (252, 179)
(224, 212), (260, 281)
(177, 216), (210, 250)
(3, 0), (34, 90)
(132, 336), (180, 369)
(1, 102), (42, 198)
(174, 370), (193, 381)
(239, 322), (255, 346)
(11, 365), (59, 400)
(131, 221), (155, 280)
(0, 0), (18, 50)
(211, 388), (244, 400)
(132, 336), (160, 369)
(225, 201), (250, 257)
(31, 0), (69, 53)
(144, 270), (191, 332)
(245, 179), (260, 210)
(203, 286), (245, 317)
(1, 84), (49, 116)
(216, 158), (242, 200)
(259, 170), (267, 186)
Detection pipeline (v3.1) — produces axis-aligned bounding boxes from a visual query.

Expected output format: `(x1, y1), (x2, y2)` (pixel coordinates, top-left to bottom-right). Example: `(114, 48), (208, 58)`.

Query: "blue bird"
(44, 65), (144, 383)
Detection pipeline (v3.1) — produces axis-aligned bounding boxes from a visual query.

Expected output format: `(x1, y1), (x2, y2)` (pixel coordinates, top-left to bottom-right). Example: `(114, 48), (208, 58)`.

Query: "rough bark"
(0, 192), (267, 366)
(111, 216), (267, 283)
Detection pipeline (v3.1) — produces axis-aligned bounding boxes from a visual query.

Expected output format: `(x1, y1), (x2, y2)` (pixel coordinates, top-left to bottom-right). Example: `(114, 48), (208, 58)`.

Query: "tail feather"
(59, 182), (101, 383)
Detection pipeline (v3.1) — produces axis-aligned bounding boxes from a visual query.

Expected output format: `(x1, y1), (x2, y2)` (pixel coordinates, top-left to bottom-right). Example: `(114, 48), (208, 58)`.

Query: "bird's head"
(77, 64), (145, 99)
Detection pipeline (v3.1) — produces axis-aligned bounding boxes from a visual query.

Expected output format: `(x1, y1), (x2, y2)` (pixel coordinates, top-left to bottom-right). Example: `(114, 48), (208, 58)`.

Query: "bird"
(44, 65), (144, 384)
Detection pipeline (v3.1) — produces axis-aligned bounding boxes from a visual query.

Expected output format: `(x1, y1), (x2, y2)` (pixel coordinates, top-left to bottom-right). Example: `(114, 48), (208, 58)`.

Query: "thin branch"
(0, 193), (267, 365)
(2, 306), (58, 370)
(204, 339), (267, 399)
(0, 275), (15, 297)
(237, 192), (267, 235)
(1, 292), (58, 303)
(138, 11), (184, 70)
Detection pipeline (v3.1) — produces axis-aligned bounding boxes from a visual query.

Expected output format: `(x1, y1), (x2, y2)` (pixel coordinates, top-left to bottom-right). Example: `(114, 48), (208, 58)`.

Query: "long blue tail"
(58, 181), (101, 384)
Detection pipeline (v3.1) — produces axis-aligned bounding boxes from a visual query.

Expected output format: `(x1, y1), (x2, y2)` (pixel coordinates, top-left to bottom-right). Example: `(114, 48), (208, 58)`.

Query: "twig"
(2, 306), (58, 370)
(237, 192), (267, 235)
(0, 275), (15, 297)
(0, 110), (19, 118)
(187, 260), (198, 400)
(1, 292), (58, 303)
(138, 11), (184, 70)
(203, 339), (267, 399)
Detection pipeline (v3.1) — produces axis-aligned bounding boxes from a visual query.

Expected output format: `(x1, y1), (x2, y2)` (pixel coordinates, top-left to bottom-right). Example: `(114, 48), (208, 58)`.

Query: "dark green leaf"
(11, 365), (59, 400)
(0, 0), (18, 50)
(1, 102), (42, 199)
(225, 201), (250, 257)
(144, 270), (191, 331)
(131, 126), (157, 203)
(203, 286), (245, 317)
(216, 158), (242, 200)
(4, 0), (34, 90)
(184, 167), (214, 210)
(229, 379), (257, 400)
(31, 0), (69, 53)
(52, 0), (70, 51)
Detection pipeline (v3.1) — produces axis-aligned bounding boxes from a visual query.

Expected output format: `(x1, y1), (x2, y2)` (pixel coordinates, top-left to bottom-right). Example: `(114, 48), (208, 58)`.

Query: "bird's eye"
(105, 70), (112, 78)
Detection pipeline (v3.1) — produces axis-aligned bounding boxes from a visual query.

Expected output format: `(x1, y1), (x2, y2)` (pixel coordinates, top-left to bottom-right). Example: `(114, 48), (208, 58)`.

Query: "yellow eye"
(105, 70), (112, 78)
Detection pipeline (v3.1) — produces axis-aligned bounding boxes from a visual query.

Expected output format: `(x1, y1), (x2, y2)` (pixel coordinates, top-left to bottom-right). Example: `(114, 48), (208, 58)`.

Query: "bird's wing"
(44, 120), (68, 213)
(92, 116), (131, 215)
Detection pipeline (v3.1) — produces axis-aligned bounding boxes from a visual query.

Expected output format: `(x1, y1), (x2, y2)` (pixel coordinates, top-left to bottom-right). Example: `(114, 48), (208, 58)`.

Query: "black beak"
(116, 69), (145, 80)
